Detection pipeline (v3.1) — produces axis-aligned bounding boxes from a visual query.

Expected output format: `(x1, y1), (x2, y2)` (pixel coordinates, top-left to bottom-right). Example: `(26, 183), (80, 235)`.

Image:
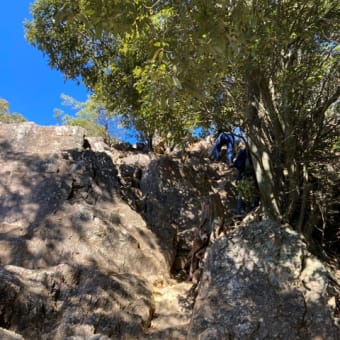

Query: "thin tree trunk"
(297, 164), (310, 233)
(245, 74), (282, 220)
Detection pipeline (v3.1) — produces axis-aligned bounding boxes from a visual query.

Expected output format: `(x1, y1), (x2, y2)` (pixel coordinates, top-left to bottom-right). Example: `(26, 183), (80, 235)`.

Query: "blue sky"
(0, 1), (89, 126)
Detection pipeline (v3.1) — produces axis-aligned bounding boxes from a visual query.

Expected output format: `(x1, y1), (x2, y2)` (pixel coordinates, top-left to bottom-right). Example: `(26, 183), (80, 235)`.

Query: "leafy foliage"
(54, 94), (120, 144)
(26, 1), (339, 237)
(25, 0), (233, 143)
(0, 98), (27, 123)
(237, 176), (258, 206)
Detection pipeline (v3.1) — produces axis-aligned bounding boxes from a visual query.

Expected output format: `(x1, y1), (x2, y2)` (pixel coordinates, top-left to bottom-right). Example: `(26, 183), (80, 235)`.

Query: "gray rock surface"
(0, 123), (174, 338)
(187, 220), (339, 339)
(0, 123), (338, 339)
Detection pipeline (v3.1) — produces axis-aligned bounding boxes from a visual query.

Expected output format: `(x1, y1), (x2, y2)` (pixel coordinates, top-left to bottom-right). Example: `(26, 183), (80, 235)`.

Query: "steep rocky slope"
(0, 122), (338, 339)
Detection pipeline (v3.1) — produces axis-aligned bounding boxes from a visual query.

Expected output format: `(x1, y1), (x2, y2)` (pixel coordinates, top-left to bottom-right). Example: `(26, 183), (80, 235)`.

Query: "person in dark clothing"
(209, 132), (235, 165)
(209, 127), (245, 165)
(233, 148), (249, 179)
(232, 148), (259, 216)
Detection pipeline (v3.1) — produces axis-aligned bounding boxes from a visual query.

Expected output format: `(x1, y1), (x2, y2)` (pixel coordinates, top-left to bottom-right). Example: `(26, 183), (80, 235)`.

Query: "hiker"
(232, 147), (259, 216)
(209, 127), (245, 166)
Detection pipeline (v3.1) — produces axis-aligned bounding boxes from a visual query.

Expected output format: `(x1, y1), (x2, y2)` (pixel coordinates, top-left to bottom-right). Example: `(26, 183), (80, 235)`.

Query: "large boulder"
(0, 123), (173, 338)
(0, 122), (85, 154)
(187, 220), (339, 339)
(115, 150), (235, 273)
(0, 123), (169, 279)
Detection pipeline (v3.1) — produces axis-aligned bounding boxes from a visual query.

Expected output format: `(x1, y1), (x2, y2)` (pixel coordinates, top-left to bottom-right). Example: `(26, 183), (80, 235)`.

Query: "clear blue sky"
(0, 1), (89, 126)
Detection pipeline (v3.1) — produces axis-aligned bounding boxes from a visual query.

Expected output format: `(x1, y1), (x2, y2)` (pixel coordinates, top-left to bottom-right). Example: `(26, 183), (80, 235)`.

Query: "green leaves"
(0, 98), (27, 123)
(25, 0), (340, 228)
(54, 93), (117, 142)
(25, 0), (339, 148)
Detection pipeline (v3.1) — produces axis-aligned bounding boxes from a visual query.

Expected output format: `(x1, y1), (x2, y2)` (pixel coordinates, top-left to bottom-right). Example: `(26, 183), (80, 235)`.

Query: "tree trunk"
(245, 74), (311, 228)
(245, 74), (282, 220)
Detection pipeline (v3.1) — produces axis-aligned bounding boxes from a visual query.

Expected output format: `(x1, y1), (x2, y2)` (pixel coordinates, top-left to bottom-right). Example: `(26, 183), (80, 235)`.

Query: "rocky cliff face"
(0, 122), (338, 339)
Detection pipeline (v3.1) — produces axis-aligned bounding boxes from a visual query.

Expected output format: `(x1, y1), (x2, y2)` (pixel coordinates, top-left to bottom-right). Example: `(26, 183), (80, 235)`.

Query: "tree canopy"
(54, 93), (117, 144)
(25, 0), (339, 233)
(0, 98), (27, 123)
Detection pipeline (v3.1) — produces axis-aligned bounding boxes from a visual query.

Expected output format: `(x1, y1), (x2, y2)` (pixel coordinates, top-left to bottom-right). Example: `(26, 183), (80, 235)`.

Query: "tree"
(0, 98), (27, 123)
(54, 93), (123, 144)
(24, 0), (222, 144)
(25, 0), (339, 232)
